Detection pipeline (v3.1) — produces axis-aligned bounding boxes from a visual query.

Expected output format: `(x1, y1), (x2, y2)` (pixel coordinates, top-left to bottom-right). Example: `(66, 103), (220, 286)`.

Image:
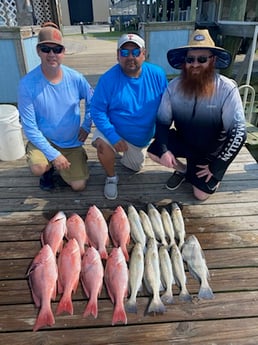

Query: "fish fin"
(112, 304), (127, 325)
(56, 294), (73, 315)
(33, 305), (55, 332)
(125, 298), (137, 314)
(146, 296), (166, 315)
(161, 291), (174, 304)
(83, 298), (98, 318)
(198, 286), (214, 300)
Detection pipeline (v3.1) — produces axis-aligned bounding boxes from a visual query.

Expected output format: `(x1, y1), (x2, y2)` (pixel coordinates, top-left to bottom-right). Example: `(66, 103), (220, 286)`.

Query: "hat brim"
(167, 46), (232, 70)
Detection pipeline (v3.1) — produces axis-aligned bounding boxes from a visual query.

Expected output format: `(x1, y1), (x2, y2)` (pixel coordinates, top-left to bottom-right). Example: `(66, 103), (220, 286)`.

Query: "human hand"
(196, 164), (213, 182)
(113, 140), (128, 152)
(160, 151), (177, 168)
(52, 154), (71, 170)
(78, 127), (89, 142)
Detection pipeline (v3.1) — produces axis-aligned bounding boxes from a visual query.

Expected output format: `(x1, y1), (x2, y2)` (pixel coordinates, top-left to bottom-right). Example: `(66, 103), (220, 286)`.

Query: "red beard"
(179, 62), (215, 98)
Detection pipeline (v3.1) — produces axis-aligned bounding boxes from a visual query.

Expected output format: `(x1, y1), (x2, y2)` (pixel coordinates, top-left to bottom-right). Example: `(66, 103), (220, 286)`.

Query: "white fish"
(128, 205), (146, 249)
(144, 238), (166, 314)
(139, 209), (155, 240)
(147, 204), (168, 247)
(159, 245), (174, 304)
(182, 235), (214, 300)
(170, 243), (191, 302)
(161, 207), (175, 247)
(171, 202), (185, 250)
(125, 243), (144, 313)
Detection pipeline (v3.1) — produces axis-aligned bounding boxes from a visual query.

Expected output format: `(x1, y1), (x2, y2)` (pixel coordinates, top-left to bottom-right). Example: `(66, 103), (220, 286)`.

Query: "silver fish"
(128, 205), (146, 249)
(159, 245), (174, 304)
(171, 202), (185, 250)
(182, 235), (214, 300)
(139, 209), (155, 240)
(161, 207), (175, 247)
(125, 242), (144, 313)
(144, 238), (166, 314)
(170, 243), (191, 301)
(147, 204), (168, 247)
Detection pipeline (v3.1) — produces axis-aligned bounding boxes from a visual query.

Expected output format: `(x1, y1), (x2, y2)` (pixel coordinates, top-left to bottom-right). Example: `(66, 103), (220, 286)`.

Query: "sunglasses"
(39, 45), (64, 54)
(119, 48), (141, 57)
(185, 55), (213, 64)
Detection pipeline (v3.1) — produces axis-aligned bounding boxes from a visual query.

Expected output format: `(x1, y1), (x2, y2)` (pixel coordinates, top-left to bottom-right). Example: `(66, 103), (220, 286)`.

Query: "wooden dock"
(1, 35), (258, 344)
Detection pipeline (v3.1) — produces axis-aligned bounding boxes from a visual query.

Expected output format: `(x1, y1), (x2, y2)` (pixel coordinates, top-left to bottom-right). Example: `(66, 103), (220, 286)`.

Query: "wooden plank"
(1, 318), (258, 345)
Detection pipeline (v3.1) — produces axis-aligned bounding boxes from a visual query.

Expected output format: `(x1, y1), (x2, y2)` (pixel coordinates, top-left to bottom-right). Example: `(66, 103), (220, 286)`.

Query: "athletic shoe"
(104, 175), (119, 200)
(39, 167), (55, 191)
(166, 171), (186, 191)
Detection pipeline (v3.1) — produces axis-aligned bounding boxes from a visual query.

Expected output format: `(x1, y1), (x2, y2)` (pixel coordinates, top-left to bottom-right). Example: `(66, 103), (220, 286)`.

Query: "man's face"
(185, 49), (214, 76)
(117, 42), (145, 77)
(37, 43), (65, 69)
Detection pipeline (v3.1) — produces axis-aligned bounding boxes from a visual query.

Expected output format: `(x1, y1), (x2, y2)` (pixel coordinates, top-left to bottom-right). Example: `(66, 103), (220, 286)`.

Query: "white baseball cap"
(117, 33), (145, 49)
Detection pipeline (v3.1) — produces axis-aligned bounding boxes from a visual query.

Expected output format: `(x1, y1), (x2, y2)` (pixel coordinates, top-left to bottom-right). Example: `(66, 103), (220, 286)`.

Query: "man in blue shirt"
(91, 33), (167, 200)
(18, 23), (93, 191)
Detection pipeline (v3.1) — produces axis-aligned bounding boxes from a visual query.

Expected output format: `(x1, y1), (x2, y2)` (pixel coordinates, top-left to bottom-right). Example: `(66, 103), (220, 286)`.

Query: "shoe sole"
(165, 177), (186, 191)
(104, 193), (118, 200)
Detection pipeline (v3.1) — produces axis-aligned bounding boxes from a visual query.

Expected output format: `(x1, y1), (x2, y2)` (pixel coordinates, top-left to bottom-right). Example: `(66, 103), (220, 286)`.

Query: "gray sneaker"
(104, 175), (119, 200)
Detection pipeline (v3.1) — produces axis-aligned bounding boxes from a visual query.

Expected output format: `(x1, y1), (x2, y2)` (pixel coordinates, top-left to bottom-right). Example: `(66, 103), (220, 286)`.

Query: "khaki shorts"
(92, 128), (147, 172)
(26, 142), (89, 183)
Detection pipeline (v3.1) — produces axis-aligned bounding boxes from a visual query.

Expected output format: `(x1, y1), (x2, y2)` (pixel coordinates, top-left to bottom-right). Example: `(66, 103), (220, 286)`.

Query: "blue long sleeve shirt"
(91, 62), (167, 147)
(18, 65), (93, 161)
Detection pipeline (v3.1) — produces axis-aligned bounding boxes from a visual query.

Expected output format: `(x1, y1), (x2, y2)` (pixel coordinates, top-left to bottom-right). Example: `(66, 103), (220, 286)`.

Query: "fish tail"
(198, 285), (214, 300)
(179, 289), (192, 302)
(56, 294), (73, 315)
(99, 249), (108, 260)
(125, 297), (137, 314)
(147, 295), (166, 314)
(112, 303), (127, 325)
(121, 245), (129, 261)
(33, 305), (55, 332)
(161, 291), (174, 305)
(83, 298), (98, 318)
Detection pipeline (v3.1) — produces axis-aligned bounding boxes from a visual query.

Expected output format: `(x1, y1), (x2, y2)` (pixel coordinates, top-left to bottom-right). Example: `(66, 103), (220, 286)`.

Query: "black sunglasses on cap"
(39, 45), (64, 54)
(185, 55), (213, 64)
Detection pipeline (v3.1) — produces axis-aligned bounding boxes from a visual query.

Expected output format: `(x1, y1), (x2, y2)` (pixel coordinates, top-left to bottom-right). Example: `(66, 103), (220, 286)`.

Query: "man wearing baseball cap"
(90, 33), (167, 200)
(147, 29), (246, 200)
(18, 22), (93, 192)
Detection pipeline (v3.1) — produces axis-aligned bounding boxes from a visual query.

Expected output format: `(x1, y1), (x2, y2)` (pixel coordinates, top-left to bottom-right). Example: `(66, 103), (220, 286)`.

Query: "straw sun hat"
(167, 29), (232, 69)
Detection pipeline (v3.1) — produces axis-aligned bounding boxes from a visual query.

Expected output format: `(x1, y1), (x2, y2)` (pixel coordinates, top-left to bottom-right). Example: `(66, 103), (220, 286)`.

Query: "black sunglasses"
(119, 48), (141, 57)
(185, 55), (213, 64)
(39, 45), (64, 54)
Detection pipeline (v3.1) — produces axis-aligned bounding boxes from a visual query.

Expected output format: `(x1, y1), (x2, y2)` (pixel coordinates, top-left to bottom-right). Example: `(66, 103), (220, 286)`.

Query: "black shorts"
(148, 129), (220, 194)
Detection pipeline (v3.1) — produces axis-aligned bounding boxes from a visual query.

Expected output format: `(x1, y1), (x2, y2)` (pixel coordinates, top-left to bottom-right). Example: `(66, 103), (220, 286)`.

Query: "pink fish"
(104, 247), (128, 325)
(109, 206), (130, 261)
(41, 211), (67, 256)
(56, 238), (81, 315)
(85, 205), (109, 260)
(27, 244), (58, 332)
(66, 213), (88, 256)
(81, 246), (104, 318)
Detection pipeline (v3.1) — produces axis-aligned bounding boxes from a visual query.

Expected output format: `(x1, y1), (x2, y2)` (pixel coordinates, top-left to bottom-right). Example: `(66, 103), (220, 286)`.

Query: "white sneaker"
(104, 175), (119, 200)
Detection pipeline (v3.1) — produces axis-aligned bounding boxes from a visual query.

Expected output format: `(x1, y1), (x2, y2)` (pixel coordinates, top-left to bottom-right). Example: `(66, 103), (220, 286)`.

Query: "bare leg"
(94, 138), (116, 176)
(70, 180), (86, 192)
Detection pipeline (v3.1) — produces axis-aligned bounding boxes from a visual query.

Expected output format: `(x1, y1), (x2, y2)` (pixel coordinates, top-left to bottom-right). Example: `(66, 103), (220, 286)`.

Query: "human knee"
(30, 164), (50, 176)
(193, 187), (210, 201)
(70, 180), (86, 192)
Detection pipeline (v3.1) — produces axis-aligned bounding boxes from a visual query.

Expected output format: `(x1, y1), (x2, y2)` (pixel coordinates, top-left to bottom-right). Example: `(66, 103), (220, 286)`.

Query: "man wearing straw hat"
(147, 29), (246, 200)
(18, 22), (93, 192)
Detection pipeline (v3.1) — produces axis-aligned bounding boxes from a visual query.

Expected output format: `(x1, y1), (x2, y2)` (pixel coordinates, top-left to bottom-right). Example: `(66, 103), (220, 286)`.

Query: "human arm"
(90, 70), (123, 146)
(79, 76), (94, 141)
(18, 79), (62, 161)
(209, 85), (247, 180)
